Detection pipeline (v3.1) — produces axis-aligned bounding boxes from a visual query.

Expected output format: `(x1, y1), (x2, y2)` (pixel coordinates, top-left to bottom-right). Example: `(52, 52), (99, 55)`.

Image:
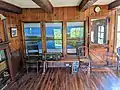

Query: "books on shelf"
(0, 61), (7, 72)
(0, 50), (7, 72)
(0, 50), (6, 61)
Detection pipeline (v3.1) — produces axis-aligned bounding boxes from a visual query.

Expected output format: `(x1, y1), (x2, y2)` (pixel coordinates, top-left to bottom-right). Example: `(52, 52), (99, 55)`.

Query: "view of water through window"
(45, 23), (62, 53)
(24, 23), (42, 54)
(67, 22), (84, 54)
(24, 22), (85, 54)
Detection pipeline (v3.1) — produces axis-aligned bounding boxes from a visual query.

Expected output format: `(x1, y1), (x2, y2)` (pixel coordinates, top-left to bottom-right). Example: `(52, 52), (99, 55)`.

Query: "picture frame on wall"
(10, 27), (17, 37)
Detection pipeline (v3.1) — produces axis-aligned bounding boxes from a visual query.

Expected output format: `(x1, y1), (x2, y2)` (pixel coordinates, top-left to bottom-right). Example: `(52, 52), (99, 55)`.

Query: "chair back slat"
(27, 44), (39, 57)
(27, 45), (39, 50)
(28, 52), (39, 55)
(77, 46), (88, 59)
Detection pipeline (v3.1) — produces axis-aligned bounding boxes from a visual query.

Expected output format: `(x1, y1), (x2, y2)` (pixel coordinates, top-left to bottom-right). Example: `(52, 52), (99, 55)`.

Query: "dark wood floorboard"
(5, 68), (120, 90)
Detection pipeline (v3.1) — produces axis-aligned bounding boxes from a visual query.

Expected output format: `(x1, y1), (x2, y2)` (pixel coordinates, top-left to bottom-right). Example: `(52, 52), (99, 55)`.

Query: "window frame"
(23, 22), (42, 55)
(98, 25), (105, 44)
(90, 18), (108, 45)
(66, 22), (85, 55)
(45, 22), (63, 53)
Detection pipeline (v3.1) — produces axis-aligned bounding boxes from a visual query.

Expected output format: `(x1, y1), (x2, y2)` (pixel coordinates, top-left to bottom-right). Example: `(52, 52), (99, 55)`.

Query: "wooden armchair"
(78, 46), (118, 74)
(77, 46), (91, 74)
(89, 49), (117, 71)
(25, 44), (41, 73)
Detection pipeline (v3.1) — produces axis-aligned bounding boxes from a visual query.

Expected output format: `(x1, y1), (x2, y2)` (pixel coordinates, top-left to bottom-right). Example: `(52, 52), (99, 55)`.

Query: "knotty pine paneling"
(21, 6), (110, 22)
(0, 12), (22, 52)
(86, 5), (109, 18)
(21, 7), (86, 22)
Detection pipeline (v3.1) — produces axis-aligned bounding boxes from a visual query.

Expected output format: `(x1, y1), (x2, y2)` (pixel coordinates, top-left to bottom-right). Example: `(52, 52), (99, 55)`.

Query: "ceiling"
(3, 0), (116, 8)
(3, 0), (40, 8)
(94, 0), (115, 5)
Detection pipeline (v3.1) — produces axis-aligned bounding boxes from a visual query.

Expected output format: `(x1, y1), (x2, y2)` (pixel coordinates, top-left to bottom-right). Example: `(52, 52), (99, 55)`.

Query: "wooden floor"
(5, 68), (120, 90)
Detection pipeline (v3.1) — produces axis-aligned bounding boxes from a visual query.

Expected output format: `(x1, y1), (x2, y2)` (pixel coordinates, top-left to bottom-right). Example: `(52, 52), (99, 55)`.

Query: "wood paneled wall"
(21, 5), (110, 22)
(20, 5), (116, 55)
(21, 7), (85, 21)
(0, 12), (22, 52)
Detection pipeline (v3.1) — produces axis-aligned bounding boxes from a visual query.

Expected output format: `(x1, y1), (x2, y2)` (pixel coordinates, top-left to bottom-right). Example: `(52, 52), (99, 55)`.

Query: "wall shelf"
(0, 41), (9, 45)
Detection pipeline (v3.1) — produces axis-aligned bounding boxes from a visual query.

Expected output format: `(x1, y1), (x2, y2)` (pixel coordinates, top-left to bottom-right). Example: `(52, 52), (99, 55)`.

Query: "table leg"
(71, 62), (73, 74)
(43, 62), (46, 73)
(37, 62), (38, 73)
(26, 64), (28, 74)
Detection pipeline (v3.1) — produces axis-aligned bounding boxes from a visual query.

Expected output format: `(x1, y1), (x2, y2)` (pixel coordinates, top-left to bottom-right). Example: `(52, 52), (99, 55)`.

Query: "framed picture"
(10, 27), (17, 37)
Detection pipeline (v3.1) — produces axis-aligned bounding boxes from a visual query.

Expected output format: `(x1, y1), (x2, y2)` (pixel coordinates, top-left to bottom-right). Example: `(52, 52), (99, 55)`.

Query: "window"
(98, 26), (104, 44)
(117, 15), (120, 48)
(91, 19), (107, 44)
(24, 23), (42, 54)
(67, 22), (84, 54)
(45, 23), (62, 53)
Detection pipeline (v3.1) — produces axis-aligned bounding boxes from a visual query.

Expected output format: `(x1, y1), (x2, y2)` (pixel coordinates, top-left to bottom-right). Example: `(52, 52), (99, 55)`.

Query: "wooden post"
(62, 21), (67, 57)
(41, 22), (46, 53)
(108, 10), (116, 52)
(85, 18), (89, 56)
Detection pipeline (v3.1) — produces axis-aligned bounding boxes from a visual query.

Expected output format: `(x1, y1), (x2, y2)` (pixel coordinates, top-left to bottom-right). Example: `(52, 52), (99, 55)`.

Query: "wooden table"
(38, 55), (79, 74)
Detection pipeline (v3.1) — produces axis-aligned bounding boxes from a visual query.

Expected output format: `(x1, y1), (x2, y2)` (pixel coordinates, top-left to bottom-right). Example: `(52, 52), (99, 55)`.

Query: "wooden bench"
(38, 55), (79, 74)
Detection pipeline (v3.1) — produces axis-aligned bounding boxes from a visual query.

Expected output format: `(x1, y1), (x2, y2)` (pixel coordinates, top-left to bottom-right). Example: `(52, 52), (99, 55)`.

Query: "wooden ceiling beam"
(108, 0), (120, 10)
(79, 0), (97, 11)
(0, 0), (22, 14)
(32, 0), (53, 13)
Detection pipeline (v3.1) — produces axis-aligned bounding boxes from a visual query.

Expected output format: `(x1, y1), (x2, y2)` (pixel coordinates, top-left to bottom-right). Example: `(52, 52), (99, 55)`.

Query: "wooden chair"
(77, 46), (91, 75)
(25, 44), (40, 73)
(89, 49), (117, 72)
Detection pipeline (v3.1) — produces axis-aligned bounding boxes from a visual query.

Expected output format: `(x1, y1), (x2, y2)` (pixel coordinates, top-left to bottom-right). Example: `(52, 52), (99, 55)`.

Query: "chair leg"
(43, 62), (46, 74)
(45, 62), (48, 70)
(37, 62), (39, 73)
(71, 63), (74, 74)
(26, 64), (29, 74)
(117, 62), (119, 72)
(87, 62), (91, 76)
